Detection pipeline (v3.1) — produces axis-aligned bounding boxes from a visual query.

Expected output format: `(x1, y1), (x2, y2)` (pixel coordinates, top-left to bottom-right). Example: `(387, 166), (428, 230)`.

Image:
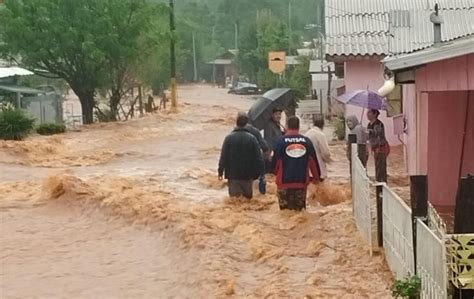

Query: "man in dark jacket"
(218, 113), (264, 199)
(272, 116), (321, 210)
(245, 123), (269, 194)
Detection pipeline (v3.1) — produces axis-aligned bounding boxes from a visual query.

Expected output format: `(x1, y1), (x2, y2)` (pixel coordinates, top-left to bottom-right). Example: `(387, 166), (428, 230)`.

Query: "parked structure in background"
(0, 63), (63, 125)
(207, 49), (239, 88)
(308, 60), (344, 117)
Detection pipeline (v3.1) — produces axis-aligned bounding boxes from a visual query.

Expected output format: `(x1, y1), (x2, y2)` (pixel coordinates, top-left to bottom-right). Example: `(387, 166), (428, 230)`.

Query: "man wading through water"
(272, 116), (321, 210)
(367, 109), (390, 182)
(244, 122), (270, 194)
(218, 113), (264, 199)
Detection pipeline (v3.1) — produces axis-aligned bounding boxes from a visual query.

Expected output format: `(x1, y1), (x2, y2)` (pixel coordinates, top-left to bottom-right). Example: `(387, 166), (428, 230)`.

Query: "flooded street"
(0, 85), (393, 298)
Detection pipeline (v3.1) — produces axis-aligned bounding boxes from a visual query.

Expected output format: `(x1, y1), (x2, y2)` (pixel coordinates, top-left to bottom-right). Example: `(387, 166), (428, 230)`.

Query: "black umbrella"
(248, 88), (294, 130)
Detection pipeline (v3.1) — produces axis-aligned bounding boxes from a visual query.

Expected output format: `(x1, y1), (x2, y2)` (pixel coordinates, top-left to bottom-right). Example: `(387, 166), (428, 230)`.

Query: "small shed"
(207, 49), (238, 87)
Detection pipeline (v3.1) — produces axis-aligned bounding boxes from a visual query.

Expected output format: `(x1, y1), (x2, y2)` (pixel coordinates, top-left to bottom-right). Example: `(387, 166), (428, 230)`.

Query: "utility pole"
(288, 0), (292, 55)
(234, 23), (238, 50)
(211, 26), (215, 43)
(327, 65), (332, 119)
(192, 32), (197, 82)
(169, 0), (177, 109)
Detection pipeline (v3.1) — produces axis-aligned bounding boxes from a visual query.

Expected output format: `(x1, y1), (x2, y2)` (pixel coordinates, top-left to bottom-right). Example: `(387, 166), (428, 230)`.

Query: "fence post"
(454, 174), (474, 233)
(348, 133), (357, 179)
(453, 174), (474, 299)
(410, 175), (428, 275)
(376, 185), (383, 247)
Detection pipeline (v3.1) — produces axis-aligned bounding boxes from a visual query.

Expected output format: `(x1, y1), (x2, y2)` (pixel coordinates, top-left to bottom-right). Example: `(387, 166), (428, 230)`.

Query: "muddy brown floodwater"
(1, 85), (393, 298)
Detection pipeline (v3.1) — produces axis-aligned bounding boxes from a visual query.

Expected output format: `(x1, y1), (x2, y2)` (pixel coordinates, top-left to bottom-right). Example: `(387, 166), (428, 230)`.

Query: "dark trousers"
(349, 144), (368, 176)
(358, 144), (368, 168)
(277, 188), (307, 211)
(375, 152), (388, 182)
(228, 180), (253, 199)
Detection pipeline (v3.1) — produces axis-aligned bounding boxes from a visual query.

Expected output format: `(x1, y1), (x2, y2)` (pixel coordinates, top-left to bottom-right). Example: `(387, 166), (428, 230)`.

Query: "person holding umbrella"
(336, 89), (390, 182)
(247, 88), (295, 173)
(367, 109), (390, 182)
(264, 107), (286, 153)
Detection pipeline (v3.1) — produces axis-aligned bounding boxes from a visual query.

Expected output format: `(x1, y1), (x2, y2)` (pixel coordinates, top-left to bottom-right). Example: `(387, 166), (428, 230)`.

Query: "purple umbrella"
(337, 90), (389, 111)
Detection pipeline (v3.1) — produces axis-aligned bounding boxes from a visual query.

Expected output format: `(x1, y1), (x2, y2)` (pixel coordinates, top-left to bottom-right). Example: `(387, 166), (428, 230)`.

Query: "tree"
(1, 0), (166, 124)
(100, 1), (165, 121)
(287, 56), (310, 101)
(238, 10), (288, 84)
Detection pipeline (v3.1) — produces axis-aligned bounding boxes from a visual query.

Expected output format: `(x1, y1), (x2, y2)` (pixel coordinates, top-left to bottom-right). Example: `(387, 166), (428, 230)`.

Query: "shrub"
(391, 275), (421, 299)
(37, 123), (66, 135)
(95, 109), (114, 122)
(0, 109), (35, 140)
(333, 116), (346, 141)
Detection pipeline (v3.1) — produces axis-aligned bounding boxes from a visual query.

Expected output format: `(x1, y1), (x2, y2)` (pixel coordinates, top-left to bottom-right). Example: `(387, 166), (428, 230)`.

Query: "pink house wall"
(426, 91), (473, 206)
(344, 59), (400, 145)
(409, 53), (474, 206)
(403, 84), (417, 175)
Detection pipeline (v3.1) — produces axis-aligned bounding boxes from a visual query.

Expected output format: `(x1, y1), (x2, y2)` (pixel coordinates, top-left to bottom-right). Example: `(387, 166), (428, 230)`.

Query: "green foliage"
(36, 123), (66, 136)
(239, 10), (288, 82)
(0, 109), (35, 141)
(391, 276), (421, 299)
(286, 56), (311, 101)
(1, 0), (166, 124)
(334, 116), (346, 141)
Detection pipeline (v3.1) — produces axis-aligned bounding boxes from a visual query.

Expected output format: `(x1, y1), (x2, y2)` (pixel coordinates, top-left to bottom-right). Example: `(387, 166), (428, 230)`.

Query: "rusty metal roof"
(325, 0), (474, 57)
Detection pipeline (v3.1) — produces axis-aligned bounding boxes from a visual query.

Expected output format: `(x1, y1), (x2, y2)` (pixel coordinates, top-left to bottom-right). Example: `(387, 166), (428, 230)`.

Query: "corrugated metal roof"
(0, 85), (43, 94)
(384, 34), (474, 70)
(325, 0), (474, 57)
(0, 66), (34, 78)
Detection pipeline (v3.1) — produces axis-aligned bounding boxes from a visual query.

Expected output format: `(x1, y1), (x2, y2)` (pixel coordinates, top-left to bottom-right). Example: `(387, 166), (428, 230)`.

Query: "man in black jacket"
(245, 123), (269, 194)
(218, 113), (264, 199)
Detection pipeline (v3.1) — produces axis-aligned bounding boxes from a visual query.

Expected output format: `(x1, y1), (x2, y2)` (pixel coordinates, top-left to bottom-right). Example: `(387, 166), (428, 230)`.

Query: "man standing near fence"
(272, 116), (321, 211)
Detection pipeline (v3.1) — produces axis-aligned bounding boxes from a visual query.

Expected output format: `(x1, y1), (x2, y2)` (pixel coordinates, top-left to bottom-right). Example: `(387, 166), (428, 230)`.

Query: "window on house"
(335, 62), (344, 78)
(386, 84), (403, 117)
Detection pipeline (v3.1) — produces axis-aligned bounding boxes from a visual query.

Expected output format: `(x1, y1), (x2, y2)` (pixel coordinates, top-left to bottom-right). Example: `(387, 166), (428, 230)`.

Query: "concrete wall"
(344, 59), (400, 145)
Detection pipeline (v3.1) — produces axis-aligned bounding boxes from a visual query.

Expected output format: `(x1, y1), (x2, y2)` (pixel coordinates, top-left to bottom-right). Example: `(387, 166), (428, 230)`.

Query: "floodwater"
(0, 85), (393, 298)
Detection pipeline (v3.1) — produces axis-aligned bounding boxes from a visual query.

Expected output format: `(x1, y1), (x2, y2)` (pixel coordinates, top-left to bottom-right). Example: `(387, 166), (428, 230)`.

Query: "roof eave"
(326, 53), (386, 63)
(384, 37), (474, 71)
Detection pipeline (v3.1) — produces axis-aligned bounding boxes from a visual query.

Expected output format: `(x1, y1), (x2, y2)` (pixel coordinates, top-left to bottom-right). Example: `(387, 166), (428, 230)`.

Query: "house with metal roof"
(325, 0), (474, 148)
(382, 5), (474, 209)
(207, 49), (239, 88)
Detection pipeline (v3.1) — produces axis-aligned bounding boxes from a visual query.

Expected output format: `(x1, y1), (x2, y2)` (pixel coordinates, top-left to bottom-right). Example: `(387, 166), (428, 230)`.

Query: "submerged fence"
(382, 185), (415, 279)
(416, 219), (448, 299)
(348, 153), (465, 298)
(351, 144), (376, 255)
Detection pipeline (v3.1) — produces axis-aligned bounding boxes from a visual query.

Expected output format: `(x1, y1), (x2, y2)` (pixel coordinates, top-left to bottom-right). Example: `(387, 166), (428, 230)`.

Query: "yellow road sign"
(268, 51), (286, 74)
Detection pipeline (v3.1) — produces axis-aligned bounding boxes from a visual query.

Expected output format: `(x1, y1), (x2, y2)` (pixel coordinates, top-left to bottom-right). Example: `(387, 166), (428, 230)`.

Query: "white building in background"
(309, 60), (344, 116)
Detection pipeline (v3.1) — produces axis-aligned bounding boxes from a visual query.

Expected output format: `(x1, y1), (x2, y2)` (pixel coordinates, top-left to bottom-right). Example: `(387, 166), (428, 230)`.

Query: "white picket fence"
(351, 144), (376, 255)
(382, 184), (415, 279)
(349, 147), (451, 298)
(416, 219), (448, 299)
